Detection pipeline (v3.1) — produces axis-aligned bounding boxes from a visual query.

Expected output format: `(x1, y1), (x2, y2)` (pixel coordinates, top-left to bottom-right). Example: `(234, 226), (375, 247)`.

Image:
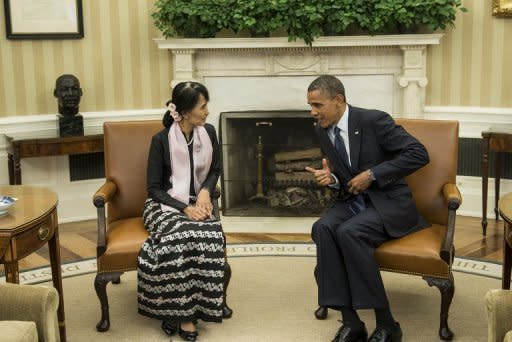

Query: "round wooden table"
(498, 192), (512, 290)
(0, 186), (66, 342)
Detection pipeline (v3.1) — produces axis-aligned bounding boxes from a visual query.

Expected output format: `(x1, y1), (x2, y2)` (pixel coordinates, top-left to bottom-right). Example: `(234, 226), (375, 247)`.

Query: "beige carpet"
(57, 256), (499, 342)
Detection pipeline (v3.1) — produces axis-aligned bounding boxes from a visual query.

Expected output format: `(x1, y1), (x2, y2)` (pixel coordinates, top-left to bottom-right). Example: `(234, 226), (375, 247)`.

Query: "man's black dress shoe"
(161, 320), (177, 336)
(179, 326), (199, 341)
(331, 323), (368, 342)
(368, 322), (403, 342)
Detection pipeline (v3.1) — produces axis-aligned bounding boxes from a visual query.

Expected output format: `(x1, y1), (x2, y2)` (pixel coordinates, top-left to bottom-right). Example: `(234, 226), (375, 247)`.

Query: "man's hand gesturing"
(305, 158), (335, 187)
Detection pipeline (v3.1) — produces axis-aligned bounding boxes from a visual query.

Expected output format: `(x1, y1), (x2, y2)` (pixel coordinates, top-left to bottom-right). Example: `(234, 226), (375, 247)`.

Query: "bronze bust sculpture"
(54, 74), (84, 137)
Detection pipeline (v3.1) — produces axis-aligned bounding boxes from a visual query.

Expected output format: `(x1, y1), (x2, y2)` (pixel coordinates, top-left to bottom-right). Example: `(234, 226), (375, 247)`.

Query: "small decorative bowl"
(0, 196), (17, 216)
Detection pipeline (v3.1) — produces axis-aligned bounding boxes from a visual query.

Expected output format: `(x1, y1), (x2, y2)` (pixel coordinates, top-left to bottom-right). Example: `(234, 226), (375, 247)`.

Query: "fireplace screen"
(220, 111), (332, 216)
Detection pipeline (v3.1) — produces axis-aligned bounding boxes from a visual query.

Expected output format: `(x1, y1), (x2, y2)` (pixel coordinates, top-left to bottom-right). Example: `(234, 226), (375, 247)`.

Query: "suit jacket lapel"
(348, 105), (362, 173)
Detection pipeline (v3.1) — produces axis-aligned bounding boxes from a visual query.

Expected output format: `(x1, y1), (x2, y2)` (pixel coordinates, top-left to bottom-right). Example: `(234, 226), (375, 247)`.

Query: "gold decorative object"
(493, 0), (512, 17)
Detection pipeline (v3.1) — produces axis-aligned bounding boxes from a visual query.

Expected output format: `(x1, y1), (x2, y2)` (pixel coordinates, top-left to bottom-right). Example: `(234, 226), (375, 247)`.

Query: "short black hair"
(307, 75), (346, 100)
(162, 81), (210, 128)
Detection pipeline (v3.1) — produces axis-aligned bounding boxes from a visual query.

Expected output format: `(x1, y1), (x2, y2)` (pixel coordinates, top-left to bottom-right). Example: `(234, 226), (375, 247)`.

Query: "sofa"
(0, 282), (59, 342)
(486, 289), (512, 342)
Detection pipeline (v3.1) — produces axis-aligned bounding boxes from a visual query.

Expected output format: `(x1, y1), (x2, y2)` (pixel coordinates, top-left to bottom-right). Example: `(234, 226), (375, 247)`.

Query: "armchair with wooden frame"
(314, 119), (461, 341)
(92, 120), (233, 332)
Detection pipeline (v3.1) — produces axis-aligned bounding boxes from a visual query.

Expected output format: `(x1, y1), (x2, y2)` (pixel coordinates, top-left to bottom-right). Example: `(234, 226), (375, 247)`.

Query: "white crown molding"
(424, 106), (512, 138)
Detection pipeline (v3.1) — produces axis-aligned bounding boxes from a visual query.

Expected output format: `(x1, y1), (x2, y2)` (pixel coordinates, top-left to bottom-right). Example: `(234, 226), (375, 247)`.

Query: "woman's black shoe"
(161, 320), (178, 336)
(179, 326), (199, 341)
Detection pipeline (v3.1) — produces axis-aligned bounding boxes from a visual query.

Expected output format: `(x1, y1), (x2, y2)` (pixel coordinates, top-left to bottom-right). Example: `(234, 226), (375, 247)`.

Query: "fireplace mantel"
(155, 34), (443, 50)
(156, 34), (443, 119)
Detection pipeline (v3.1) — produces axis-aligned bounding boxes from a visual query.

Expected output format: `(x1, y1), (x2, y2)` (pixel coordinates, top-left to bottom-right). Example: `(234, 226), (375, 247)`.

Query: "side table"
(6, 134), (104, 185)
(0, 186), (66, 342)
(481, 126), (512, 235)
(499, 192), (512, 290)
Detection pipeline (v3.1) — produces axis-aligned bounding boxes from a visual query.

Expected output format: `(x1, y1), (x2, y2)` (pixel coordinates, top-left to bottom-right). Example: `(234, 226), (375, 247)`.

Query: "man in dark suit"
(305, 75), (430, 342)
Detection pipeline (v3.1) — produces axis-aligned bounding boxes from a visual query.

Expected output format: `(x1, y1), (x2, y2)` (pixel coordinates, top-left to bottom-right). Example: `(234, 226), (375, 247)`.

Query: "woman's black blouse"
(146, 123), (221, 211)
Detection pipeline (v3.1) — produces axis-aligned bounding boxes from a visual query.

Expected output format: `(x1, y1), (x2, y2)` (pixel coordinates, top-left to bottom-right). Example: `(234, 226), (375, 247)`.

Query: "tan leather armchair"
(92, 120), (232, 332)
(486, 289), (512, 342)
(0, 282), (59, 342)
(315, 119), (461, 341)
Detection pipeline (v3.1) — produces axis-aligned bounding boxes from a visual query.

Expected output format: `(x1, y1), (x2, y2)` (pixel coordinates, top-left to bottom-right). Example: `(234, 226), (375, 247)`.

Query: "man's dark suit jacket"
(316, 105), (430, 237)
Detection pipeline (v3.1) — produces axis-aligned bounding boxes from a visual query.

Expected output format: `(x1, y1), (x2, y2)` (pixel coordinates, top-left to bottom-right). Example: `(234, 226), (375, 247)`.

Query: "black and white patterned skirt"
(137, 198), (225, 323)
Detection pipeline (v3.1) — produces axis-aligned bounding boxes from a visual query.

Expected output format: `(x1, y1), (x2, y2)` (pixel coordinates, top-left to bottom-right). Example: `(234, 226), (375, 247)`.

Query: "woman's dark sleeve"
(146, 134), (188, 211)
(201, 124), (221, 193)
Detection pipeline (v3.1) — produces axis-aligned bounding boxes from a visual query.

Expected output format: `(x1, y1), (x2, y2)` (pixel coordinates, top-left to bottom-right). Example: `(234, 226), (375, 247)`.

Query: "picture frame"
(493, 0), (512, 17)
(4, 0), (84, 40)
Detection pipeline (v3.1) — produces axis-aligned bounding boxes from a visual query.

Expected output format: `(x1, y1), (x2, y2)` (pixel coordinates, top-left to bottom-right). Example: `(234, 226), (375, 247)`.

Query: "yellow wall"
(426, 0), (512, 107)
(0, 0), (172, 117)
(1, 0), (511, 117)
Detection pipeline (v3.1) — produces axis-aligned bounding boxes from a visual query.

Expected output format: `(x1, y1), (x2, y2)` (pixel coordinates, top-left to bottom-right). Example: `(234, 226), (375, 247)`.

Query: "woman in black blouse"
(137, 81), (224, 342)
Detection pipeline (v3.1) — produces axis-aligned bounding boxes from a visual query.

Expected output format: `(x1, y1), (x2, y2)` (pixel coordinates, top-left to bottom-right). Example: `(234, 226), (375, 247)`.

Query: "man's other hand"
(348, 170), (373, 194)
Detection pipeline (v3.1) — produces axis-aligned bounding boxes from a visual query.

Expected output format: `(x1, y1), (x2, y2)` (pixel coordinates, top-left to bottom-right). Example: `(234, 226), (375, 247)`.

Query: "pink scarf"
(161, 122), (213, 212)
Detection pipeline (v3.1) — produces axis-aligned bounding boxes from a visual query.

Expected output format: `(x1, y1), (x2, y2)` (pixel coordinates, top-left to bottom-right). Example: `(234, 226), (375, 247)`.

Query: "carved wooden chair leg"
(424, 274), (454, 341)
(222, 260), (233, 318)
(95, 271), (123, 332)
(313, 265), (328, 319)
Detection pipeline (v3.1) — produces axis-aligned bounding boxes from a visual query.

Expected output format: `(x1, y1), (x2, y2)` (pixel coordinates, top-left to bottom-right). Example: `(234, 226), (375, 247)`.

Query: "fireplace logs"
(264, 147), (331, 212)
(273, 148), (322, 182)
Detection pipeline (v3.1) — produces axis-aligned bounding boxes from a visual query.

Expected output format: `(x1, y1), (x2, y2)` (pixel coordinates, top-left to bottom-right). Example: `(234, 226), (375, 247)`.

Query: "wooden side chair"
(314, 119), (461, 341)
(93, 120), (232, 332)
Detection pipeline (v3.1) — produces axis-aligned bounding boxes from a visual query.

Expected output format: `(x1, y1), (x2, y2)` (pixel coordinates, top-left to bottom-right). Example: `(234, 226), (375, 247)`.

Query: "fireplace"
(156, 35), (443, 227)
(220, 111), (332, 216)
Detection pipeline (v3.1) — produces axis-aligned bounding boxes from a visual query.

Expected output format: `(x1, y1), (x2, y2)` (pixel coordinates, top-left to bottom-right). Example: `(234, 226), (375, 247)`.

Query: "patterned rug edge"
(1, 243), (506, 285)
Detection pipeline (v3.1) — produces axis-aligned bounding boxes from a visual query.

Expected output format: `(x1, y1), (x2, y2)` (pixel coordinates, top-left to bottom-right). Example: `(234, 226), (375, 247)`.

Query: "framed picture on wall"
(4, 0), (84, 39)
(493, 0), (512, 17)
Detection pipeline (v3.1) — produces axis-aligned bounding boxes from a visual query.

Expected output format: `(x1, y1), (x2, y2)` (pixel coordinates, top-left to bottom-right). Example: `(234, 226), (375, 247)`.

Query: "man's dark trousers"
(312, 199), (391, 310)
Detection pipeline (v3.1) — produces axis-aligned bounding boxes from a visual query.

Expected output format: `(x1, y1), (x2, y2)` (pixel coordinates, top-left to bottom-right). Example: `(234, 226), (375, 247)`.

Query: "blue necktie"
(333, 126), (366, 214)
(333, 126), (349, 167)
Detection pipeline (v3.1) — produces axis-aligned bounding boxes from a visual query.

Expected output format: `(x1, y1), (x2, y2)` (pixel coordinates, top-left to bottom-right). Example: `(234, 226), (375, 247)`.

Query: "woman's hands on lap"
(184, 189), (213, 221)
(183, 205), (209, 221)
(196, 189), (213, 217)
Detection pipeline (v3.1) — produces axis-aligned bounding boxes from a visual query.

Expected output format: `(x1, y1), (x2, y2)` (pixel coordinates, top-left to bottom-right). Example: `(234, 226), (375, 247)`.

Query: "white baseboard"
(456, 175), (512, 218)
(1, 106), (511, 227)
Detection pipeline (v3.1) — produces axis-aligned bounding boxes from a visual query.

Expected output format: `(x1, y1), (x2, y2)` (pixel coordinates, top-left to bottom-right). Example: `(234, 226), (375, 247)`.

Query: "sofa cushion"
(0, 321), (38, 342)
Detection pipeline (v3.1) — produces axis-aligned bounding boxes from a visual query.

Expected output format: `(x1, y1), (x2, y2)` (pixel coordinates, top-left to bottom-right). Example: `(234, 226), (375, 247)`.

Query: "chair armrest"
(485, 289), (512, 342)
(93, 180), (117, 208)
(442, 183), (462, 210)
(93, 180), (117, 257)
(212, 185), (221, 200)
(0, 283), (59, 342)
(440, 183), (461, 263)
(212, 185), (221, 219)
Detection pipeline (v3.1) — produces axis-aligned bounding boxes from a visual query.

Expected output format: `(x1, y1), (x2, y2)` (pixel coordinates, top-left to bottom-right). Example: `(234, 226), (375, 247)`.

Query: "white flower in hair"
(168, 102), (181, 122)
